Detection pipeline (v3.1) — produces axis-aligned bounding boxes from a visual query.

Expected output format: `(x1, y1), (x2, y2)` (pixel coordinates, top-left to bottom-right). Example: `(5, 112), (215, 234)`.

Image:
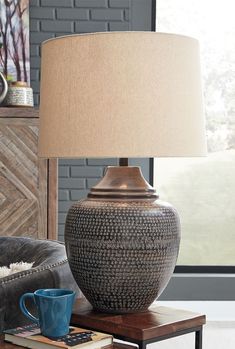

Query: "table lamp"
(38, 32), (206, 313)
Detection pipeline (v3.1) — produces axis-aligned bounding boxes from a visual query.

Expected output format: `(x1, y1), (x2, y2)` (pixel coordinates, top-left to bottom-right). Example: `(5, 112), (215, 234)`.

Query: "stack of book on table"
(4, 323), (113, 349)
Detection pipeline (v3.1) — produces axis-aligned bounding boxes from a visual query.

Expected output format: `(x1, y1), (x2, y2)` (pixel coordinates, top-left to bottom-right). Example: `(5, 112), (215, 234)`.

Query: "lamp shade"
(38, 32), (206, 158)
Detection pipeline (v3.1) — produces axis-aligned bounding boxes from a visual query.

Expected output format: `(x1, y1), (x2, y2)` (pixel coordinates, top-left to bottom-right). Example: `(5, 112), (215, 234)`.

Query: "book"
(4, 323), (113, 349)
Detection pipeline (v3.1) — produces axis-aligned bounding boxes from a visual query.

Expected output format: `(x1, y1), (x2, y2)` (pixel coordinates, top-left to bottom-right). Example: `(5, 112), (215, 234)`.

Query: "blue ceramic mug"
(20, 289), (76, 338)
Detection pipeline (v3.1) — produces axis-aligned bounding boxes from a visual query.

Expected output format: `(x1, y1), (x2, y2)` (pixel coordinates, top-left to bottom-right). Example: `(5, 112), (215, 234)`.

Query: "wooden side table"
(72, 299), (206, 349)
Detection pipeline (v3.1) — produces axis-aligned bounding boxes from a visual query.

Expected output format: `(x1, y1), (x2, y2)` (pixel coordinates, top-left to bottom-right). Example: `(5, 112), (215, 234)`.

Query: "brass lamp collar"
(88, 166), (158, 199)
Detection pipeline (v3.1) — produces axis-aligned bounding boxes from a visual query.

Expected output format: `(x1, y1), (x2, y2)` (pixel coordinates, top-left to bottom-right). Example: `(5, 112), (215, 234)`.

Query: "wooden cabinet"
(0, 107), (57, 239)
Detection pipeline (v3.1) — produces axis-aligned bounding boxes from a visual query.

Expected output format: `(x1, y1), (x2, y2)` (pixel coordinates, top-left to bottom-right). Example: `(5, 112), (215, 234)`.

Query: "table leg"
(195, 327), (203, 349)
(138, 342), (147, 349)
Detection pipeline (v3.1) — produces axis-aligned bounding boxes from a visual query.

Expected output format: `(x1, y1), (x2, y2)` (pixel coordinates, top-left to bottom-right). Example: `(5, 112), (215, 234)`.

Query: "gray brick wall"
(29, 0), (131, 241)
(30, 0), (131, 106)
(58, 158), (118, 239)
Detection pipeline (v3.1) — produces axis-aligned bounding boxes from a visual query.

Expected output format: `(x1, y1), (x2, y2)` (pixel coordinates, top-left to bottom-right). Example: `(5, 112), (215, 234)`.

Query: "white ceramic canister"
(4, 81), (34, 107)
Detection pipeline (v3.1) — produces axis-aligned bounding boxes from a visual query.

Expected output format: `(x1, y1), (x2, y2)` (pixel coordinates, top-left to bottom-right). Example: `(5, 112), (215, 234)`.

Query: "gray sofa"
(0, 237), (79, 332)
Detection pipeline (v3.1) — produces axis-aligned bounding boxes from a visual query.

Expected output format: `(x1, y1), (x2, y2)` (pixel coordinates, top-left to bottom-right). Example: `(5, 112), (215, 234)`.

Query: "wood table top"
(71, 298), (206, 341)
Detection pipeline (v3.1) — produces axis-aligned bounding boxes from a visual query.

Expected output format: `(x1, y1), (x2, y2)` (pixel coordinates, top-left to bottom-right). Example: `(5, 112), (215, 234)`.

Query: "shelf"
(0, 107), (39, 118)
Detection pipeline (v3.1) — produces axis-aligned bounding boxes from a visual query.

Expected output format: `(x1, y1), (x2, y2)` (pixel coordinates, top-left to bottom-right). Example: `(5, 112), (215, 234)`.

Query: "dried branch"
(16, 0), (28, 82)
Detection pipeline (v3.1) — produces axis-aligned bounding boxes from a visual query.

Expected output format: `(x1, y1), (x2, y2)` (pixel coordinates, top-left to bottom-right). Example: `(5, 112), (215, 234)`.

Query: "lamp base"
(65, 166), (180, 313)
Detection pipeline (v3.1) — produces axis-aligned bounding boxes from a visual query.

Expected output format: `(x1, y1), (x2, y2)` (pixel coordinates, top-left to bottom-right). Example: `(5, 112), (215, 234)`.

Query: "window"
(154, 0), (235, 267)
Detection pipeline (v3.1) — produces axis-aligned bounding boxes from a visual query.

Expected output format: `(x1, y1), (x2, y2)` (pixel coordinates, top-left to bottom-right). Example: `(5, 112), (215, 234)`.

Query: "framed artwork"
(0, 0), (30, 83)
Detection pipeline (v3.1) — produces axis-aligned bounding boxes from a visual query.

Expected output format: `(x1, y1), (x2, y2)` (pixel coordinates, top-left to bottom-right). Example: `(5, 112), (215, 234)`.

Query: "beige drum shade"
(38, 32), (206, 158)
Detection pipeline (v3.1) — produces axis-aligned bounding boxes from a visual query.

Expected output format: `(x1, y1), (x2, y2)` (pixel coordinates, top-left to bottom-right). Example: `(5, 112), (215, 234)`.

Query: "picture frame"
(0, 0), (30, 83)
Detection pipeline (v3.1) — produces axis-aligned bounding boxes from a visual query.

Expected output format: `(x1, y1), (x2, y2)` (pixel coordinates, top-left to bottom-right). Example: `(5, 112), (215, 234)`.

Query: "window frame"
(151, 158), (235, 274)
(151, 0), (235, 276)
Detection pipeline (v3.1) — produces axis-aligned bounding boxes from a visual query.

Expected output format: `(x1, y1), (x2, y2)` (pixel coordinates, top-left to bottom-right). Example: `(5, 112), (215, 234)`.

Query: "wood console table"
(0, 107), (57, 239)
(72, 298), (206, 349)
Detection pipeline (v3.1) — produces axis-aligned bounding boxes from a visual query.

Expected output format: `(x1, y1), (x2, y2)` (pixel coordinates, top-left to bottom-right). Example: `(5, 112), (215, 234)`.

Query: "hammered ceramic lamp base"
(65, 167), (180, 314)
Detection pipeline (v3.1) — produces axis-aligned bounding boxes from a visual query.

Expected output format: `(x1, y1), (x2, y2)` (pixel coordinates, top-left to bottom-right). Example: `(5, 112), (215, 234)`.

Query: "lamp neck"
(119, 158), (128, 166)
(88, 166), (158, 199)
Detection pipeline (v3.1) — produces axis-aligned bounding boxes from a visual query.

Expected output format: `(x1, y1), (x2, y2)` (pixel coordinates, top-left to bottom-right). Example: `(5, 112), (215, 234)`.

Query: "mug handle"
(20, 293), (39, 324)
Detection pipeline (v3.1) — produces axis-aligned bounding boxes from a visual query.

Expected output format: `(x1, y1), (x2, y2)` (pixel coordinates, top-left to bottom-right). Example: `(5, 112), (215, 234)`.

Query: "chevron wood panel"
(0, 114), (48, 238)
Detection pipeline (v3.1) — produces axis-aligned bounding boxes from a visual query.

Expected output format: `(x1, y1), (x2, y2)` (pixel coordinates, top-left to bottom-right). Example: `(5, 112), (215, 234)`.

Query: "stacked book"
(4, 323), (113, 349)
